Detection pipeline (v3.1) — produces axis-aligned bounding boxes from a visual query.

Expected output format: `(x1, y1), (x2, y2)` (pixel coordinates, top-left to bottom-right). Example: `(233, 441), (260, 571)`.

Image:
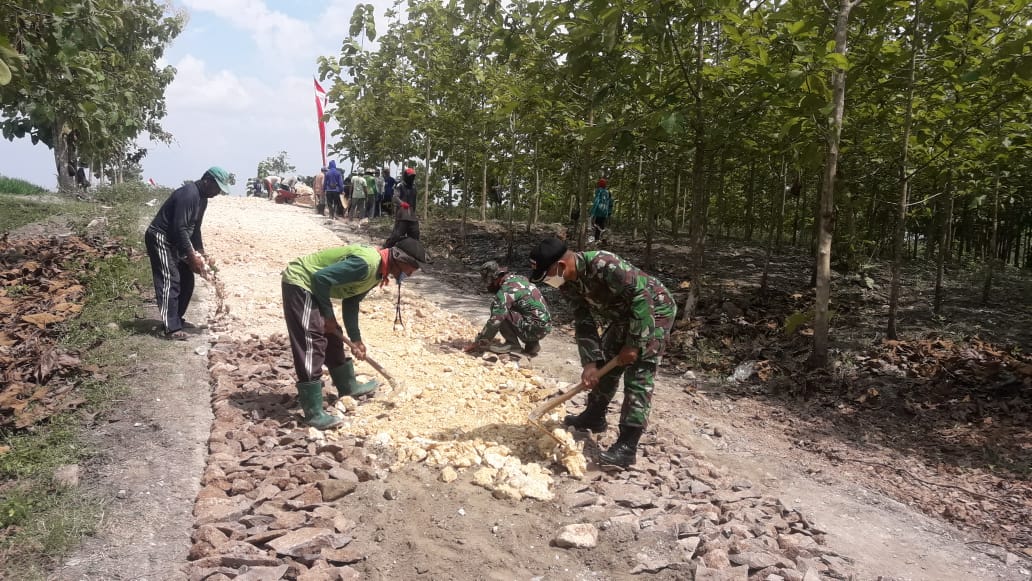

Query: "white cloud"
(0, 0), (400, 190)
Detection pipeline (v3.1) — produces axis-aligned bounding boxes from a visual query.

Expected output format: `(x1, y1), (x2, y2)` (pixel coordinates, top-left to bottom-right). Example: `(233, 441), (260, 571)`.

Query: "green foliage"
(0, 196), (52, 233)
(256, 151), (296, 179)
(0, 175), (47, 196)
(0, 1), (184, 189)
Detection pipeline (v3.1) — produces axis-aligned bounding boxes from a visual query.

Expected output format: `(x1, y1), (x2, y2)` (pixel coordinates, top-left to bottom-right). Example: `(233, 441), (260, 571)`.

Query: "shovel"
(340, 336), (401, 392)
(528, 358), (621, 446)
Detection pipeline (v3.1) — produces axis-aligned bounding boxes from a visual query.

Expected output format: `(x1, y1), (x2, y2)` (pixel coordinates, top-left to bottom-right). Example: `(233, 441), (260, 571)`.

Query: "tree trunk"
(644, 150), (659, 269)
(683, 19), (707, 320)
(809, 0), (857, 369)
(422, 136), (432, 222)
(887, 0), (920, 340)
(982, 167), (1001, 304)
(53, 120), (77, 192)
(460, 146), (470, 243)
(744, 158), (756, 241)
(481, 153), (488, 222)
(933, 178), (954, 315)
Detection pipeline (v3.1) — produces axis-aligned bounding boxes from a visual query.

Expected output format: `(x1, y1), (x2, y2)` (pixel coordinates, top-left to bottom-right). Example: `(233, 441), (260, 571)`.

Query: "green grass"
(0, 175), (47, 196)
(0, 181), (155, 578)
(0, 196), (52, 233)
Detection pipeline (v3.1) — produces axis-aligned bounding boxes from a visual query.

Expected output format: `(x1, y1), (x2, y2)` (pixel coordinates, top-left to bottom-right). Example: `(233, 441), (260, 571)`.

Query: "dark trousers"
(145, 227), (195, 333)
(384, 220), (420, 248)
(281, 281), (350, 382)
(325, 191), (343, 218)
(592, 216), (608, 241)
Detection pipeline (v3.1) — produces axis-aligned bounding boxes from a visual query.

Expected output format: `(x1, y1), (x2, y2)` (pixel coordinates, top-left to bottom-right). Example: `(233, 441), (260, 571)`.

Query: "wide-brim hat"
(392, 238), (431, 267)
(529, 237), (567, 282)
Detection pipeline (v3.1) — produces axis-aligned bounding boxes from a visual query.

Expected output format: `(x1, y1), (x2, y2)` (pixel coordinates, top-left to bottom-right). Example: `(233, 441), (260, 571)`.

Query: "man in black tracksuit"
(384, 167), (420, 248)
(145, 166), (230, 339)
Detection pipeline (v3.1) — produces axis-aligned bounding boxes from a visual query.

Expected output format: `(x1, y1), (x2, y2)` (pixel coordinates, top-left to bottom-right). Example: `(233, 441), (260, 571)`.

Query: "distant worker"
(590, 178), (613, 243)
(323, 161), (345, 221)
(363, 167), (379, 219)
(380, 167), (396, 217)
(384, 167), (419, 248)
(466, 261), (552, 356)
(263, 175), (281, 200)
(349, 168), (369, 221)
(144, 166), (230, 340)
(314, 166), (327, 215)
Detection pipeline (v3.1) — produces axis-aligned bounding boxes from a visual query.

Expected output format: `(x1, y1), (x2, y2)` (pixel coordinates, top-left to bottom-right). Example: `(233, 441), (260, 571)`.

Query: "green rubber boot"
(329, 360), (378, 398)
(296, 380), (343, 430)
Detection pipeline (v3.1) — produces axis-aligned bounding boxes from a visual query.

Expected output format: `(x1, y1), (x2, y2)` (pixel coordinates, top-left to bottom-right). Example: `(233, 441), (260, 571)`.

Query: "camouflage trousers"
(484, 311), (549, 344)
(508, 311), (550, 343)
(586, 289), (676, 428)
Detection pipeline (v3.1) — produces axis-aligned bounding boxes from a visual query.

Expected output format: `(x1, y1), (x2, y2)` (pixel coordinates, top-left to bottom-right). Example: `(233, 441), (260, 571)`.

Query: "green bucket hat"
(205, 166), (231, 194)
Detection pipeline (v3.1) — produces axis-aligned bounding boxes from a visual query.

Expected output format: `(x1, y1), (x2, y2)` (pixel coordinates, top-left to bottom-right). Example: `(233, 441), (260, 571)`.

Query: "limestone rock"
(552, 524), (598, 549)
(317, 478), (357, 502)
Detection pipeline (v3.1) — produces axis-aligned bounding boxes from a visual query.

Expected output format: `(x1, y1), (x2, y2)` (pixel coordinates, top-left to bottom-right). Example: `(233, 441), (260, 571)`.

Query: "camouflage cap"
(479, 261), (507, 281)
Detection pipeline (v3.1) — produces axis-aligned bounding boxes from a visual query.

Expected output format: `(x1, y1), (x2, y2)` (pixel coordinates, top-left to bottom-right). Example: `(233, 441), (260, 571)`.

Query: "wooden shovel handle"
(528, 358), (621, 421)
(340, 336), (399, 389)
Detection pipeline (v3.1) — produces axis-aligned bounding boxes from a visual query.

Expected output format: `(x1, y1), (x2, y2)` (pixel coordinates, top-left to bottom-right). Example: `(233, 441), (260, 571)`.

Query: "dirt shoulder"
(54, 255), (215, 580)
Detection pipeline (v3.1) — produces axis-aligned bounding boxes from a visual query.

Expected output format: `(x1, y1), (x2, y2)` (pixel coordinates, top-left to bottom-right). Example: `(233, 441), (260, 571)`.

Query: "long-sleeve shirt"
(324, 168), (344, 193)
(393, 182), (418, 222)
(313, 173), (325, 196)
(560, 251), (672, 365)
(281, 245), (383, 343)
(148, 181), (207, 258)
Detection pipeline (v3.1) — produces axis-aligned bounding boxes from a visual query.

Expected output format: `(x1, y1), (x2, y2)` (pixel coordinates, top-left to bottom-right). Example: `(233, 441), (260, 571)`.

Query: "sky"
(0, 0), (393, 193)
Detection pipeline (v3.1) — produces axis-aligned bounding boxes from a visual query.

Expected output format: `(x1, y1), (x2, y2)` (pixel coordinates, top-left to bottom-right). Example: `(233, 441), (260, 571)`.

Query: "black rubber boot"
(490, 320), (522, 354)
(523, 340), (541, 356)
(563, 396), (608, 433)
(598, 425), (643, 468)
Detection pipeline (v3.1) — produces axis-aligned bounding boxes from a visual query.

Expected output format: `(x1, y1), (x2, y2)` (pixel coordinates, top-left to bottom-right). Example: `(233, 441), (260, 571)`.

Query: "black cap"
(392, 237), (431, 266)
(529, 237), (567, 282)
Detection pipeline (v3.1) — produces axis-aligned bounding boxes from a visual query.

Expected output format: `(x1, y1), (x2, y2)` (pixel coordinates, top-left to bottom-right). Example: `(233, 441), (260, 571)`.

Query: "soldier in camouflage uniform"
(467, 261), (553, 356)
(529, 237), (676, 468)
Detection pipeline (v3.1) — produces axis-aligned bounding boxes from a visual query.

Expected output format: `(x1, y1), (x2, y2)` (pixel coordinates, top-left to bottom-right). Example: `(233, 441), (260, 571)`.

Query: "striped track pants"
(281, 281), (349, 382)
(145, 227), (195, 333)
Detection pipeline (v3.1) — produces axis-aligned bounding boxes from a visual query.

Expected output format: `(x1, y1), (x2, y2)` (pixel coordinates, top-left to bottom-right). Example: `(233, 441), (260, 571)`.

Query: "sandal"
(164, 330), (189, 341)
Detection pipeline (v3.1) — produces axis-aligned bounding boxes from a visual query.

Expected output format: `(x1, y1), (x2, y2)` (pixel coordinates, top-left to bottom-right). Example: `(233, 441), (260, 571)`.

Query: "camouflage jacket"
(560, 251), (673, 364)
(476, 273), (552, 342)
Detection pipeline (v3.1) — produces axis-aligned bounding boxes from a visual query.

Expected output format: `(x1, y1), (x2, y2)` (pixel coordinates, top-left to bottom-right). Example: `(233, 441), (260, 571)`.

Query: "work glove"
(400, 201), (410, 210)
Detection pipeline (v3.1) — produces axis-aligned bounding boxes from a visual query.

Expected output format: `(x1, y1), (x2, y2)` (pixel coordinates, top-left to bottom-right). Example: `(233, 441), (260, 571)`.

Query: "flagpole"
(314, 77), (328, 168)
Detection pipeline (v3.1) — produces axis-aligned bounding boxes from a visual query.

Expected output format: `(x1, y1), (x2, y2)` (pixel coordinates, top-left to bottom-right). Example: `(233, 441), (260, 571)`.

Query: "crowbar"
(528, 358), (621, 446)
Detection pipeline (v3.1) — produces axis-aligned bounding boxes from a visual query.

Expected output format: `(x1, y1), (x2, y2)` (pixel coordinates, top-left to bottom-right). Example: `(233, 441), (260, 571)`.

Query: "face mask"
(396, 272), (408, 285)
(543, 274), (565, 288)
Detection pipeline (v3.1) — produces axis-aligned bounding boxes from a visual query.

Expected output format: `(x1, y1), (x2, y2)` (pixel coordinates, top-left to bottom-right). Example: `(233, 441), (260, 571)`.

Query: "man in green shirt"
(281, 237), (430, 429)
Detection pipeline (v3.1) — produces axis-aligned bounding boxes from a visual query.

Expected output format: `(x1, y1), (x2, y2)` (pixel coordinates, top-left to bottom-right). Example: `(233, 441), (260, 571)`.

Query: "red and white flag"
(148, 178), (156, 186)
(314, 77), (328, 168)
